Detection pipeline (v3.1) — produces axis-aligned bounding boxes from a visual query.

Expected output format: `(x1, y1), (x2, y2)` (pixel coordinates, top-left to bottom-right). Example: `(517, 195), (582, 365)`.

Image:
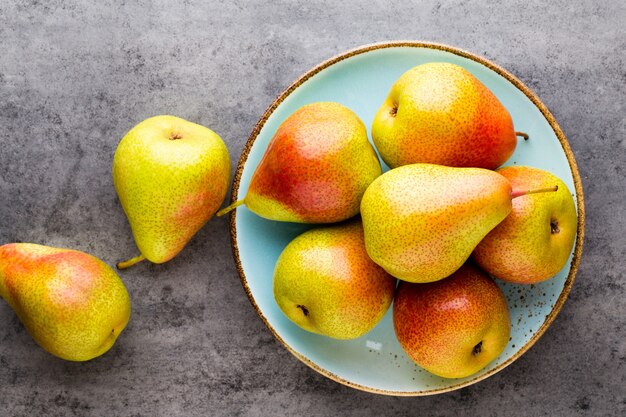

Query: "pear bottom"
(0, 243), (131, 361)
(273, 221), (397, 340)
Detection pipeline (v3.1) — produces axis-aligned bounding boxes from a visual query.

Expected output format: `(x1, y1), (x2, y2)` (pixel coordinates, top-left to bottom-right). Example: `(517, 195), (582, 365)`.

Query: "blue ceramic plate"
(228, 42), (585, 395)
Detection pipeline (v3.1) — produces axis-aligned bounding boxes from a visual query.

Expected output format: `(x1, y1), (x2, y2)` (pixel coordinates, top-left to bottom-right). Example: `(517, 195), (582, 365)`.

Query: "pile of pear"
(221, 63), (578, 379)
(0, 61), (577, 381)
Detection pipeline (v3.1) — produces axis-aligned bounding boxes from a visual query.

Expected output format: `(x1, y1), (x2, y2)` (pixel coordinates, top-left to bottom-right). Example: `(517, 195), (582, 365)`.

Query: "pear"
(0, 243), (131, 361)
(361, 164), (514, 283)
(394, 263), (510, 378)
(473, 166), (577, 283)
(372, 62), (518, 170)
(273, 220), (396, 339)
(218, 102), (382, 223)
(113, 115), (230, 268)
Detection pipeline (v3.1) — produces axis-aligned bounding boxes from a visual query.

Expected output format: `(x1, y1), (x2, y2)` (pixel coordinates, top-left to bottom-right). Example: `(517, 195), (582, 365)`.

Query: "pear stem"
(511, 185), (558, 199)
(116, 254), (146, 270)
(216, 199), (245, 217)
(516, 131), (529, 140)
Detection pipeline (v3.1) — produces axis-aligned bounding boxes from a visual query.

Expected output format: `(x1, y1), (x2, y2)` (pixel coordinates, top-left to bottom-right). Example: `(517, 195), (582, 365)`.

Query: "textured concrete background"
(1, 1), (625, 416)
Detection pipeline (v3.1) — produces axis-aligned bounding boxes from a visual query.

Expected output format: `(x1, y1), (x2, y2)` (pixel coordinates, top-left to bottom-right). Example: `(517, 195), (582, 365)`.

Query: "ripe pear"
(393, 263), (510, 379)
(473, 166), (577, 283)
(273, 220), (396, 339)
(360, 164), (513, 283)
(0, 243), (131, 361)
(218, 102), (382, 223)
(113, 115), (230, 268)
(372, 62), (517, 169)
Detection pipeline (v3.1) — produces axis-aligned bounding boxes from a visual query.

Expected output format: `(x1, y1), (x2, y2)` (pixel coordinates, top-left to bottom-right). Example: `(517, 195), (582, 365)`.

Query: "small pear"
(0, 243), (131, 361)
(473, 166), (577, 283)
(361, 164), (513, 283)
(218, 102), (382, 223)
(372, 62), (518, 169)
(273, 220), (396, 339)
(113, 115), (230, 268)
(394, 263), (510, 378)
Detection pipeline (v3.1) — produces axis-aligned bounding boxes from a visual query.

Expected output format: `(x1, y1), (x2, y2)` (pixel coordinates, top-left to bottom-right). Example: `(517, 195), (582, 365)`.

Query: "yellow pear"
(473, 166), (577, 283)
(113, 115), (230, 268)
(361, 164), (513, 283)
(273, 220), (396, 339)
(0, 243), (131, 361)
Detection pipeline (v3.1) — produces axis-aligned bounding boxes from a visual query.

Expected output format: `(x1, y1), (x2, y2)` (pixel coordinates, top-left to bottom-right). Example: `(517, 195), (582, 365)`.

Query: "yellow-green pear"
(361, 164), (514, 283)
(113, 115), (230, 268)
(273, 220), (397, 339)
(0, 243), (131, 361)
(473, 166), (577, 283)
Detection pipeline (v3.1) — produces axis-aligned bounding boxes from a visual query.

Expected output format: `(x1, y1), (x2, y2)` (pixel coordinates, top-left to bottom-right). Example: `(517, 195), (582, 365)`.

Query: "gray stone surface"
(0, 0), (624, 415)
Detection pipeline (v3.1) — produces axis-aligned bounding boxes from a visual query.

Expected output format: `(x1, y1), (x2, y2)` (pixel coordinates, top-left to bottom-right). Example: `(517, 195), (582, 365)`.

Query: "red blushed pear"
(473, 166), (578, 284)
(393, 263), (510, 379)
(372, 62), (528, 170)
(218, 102), (382, 223)
(0, 243), (131, 361)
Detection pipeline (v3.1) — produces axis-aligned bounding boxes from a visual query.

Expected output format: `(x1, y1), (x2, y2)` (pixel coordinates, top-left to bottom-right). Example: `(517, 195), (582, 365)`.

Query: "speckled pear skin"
(0, 243), (131, 361)
(113, 115), (230, 264)
(273, 220), (397, 340)
(473, 166), (577, 284)
(372, 62), (516, 169)
(361, 164), (512, 283)
(245, 102), (382, 223)
(393, 263), (510, 379)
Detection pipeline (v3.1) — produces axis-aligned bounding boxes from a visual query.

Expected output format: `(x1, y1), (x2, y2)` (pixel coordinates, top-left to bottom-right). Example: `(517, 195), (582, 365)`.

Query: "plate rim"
(226, 40), (586, 396)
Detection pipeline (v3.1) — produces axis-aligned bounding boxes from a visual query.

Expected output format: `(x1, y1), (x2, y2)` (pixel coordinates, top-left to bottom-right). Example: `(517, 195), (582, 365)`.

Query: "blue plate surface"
(229, 42), (584, 395)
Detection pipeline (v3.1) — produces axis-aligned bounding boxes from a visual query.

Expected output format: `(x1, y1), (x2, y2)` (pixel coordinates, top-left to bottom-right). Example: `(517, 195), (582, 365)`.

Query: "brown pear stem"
(216, 199), (245, 217)
(117, 254), (146, 270)
(516, 131), (529, 140)
(511, 185), (558, 199)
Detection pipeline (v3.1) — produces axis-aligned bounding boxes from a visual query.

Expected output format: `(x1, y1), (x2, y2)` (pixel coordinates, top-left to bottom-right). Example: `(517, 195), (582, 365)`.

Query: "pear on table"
(0, 243), (131, 361)
(473, 166), (577, 284)
(113, 115), (230, 268)
(273, 220), (396, 339)
(393, 263), (510, 379)
(372, 62), (521, 170)
(218, 102), (382, 223)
